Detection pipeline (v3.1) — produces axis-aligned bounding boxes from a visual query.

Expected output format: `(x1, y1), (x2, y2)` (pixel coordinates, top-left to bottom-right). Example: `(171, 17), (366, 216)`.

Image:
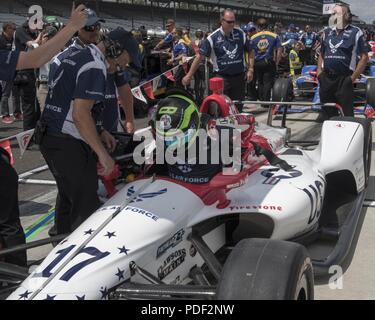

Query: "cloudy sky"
(344, 0), (374, 23)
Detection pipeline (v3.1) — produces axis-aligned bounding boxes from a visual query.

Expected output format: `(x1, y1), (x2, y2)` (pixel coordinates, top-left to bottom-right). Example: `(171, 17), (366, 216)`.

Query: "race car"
(272, 64), (375, 119)
(1, 78), (372, 300)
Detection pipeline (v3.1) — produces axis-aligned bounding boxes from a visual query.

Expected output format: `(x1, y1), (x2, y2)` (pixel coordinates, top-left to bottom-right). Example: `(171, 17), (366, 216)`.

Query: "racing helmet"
(153, 94), (200, 150)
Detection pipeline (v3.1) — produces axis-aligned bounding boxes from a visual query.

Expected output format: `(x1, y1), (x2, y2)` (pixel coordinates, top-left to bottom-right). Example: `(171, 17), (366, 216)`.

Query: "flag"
(152, 76), (161, 91)
(131, 86), (147, 103)
(0, 139), (14, 166)
(143, 82), (155, 100)
(16, 129), (34, 158)
(164, 70), (175, 82)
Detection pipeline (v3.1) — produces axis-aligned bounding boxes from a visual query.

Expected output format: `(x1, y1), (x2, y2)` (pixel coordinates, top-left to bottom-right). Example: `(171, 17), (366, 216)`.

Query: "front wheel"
(216, 238), (314, 300)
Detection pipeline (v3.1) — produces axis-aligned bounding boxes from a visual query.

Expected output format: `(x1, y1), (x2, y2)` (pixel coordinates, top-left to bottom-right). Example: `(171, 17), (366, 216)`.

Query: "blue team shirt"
(0, 50), (20, 81)
(283, 32), (300, 42)
(164, 32), (173, 44)
(321, 25), (369, 74)
(250, 31), (281, 62)
(200, 27), (248, 75)
(48, 39), (84, 86)
(42, 45), (107, 141)
(49, 39), (131, 133)
(172, 40), (187, 59)
(100, 70), (131, 132)
(301, 32), (317, 49)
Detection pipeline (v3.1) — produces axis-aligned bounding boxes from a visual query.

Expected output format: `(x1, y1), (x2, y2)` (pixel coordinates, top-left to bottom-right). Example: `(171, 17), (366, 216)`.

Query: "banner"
(130, 56), (195, 102)
(143, 82), (155, 100)
(131, 86), (147, 104)
(15, 129), (34, 157)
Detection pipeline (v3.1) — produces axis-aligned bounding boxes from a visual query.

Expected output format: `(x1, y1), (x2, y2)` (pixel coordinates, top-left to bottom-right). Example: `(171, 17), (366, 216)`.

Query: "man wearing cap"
(49, 9), (136, 134)
(182, 9), (251, 111)
(154, 19), (176, 51)
(317, 4), (369, 119)
(38, 28), (140, 235)
(0, 4), (88, 266)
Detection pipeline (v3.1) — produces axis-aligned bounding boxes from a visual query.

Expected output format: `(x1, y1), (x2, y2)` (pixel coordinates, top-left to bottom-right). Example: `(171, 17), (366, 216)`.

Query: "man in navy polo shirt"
(0, 4), (88, 266)
(49, 10), (137, 134)
(39, 28), (140, 235)
(317, 4), (369, 118)
(154, 19), (175, 51)
(248, 17), (282, 105)
(300, 25), (318, 65)
(182, 9), (252, 110)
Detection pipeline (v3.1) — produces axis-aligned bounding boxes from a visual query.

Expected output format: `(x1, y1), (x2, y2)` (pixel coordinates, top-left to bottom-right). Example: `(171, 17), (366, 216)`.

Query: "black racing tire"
(366, 78), (375, 108)
(216, 239), (314, 300)
(331, 117), (372, 188)
(272, 78), (294, 103)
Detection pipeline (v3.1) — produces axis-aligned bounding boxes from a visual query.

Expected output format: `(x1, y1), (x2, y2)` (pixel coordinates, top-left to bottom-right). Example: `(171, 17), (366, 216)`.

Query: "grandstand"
(0, 0), (366, 32)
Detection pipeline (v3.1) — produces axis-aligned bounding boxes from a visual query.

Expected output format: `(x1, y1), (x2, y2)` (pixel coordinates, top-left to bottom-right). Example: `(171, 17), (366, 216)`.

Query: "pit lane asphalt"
(1, 108), (375, 300)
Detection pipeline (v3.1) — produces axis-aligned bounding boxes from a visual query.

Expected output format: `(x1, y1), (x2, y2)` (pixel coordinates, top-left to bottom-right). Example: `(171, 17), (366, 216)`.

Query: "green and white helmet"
(153, 94), (200, 149)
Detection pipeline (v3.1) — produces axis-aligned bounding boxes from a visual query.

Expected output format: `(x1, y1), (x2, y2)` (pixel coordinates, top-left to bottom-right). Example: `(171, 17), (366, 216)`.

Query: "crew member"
(182, 9), (252, 111)
(0, 4), (88, 266)
(39, 28), (140, 235)
(154, 19), (176, 50)
(248, 18), (282, 105)
(317, 4), (369, 118)
(300, 25), (318, 65)
(289, 40), (303, 76)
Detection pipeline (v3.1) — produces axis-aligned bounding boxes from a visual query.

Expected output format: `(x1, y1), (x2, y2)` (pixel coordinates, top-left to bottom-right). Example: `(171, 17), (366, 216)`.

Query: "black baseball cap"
(85, 8), (105, 27)
(108, 27), (142, 69)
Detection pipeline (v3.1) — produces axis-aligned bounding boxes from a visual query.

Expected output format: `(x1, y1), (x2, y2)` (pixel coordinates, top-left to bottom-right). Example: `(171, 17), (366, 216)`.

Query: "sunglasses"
(223, 19), (235, 24)
(84, 23), (101, 32)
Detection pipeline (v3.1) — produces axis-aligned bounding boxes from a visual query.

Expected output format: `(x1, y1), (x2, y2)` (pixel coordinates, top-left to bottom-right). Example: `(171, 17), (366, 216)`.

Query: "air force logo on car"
(127, 186), (168, 202)
(261, 167), (302, 185)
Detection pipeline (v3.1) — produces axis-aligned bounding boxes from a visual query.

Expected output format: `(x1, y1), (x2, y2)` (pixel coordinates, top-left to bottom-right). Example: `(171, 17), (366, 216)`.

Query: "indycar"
(271, 64), (375, 120)
(1, 78), (372, 300)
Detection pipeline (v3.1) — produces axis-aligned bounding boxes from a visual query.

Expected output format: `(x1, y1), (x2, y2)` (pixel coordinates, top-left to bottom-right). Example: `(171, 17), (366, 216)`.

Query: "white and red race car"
(2, 78), (372, 300)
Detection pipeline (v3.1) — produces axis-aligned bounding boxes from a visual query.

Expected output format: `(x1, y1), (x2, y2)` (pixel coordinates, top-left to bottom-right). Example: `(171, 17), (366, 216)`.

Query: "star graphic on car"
(76, 295), (86, 300)
(100, 286), (109, 300)
(118, 246), (130, 255)
(18, 290), (32, 300)
(104, 231), (116, 239)
(84, 229), (94, 235)
(115, 268), (125, 281)
(44, 294), (56, 300)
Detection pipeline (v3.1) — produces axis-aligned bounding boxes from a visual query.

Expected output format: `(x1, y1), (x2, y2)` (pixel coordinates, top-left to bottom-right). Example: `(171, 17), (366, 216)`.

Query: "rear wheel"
(216, 239), (314, 300)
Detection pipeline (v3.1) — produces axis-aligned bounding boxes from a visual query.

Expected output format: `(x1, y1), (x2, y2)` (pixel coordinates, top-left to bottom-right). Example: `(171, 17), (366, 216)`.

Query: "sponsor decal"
(127, 186), (167, 202)
(157, 229), (185, 258)
(261, 167), (302, 185)
(125, 206), (160, 221)
(257, 38), (270, 53)
(189, 244), (197, 257)
(160, 114), (172, 130)
(223, 44), (238, 59)
(229, 205), (283, 211)
(98, 205), (160, 222)
(157, 249), (187, 280)
(301, 179), (325, 225)
(329, 39), (343, 54)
